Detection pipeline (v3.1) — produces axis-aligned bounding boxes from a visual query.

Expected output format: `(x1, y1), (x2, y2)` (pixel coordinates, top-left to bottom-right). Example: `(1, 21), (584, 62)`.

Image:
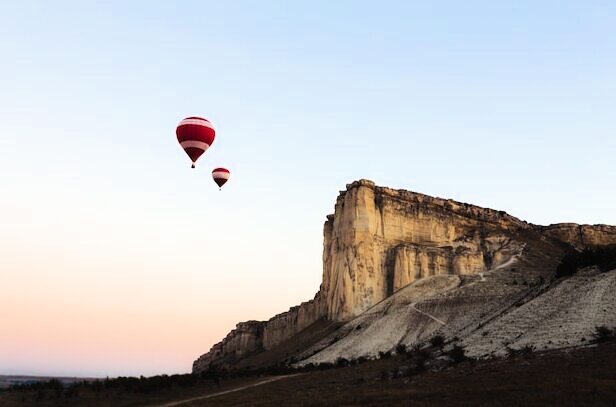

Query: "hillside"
(193, 180), (616, 373)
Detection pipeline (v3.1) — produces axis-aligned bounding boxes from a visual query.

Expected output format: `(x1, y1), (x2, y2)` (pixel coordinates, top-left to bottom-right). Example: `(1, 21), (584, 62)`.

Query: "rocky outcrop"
(192, 180), (616, 373)
(193, 294), (325, 373)
(390, 235), (519, 292)
(322, 180), (530, 320)
(193, 321), (264, 371)
(541, 223), (616, 250)
(262, 293), (325, 350)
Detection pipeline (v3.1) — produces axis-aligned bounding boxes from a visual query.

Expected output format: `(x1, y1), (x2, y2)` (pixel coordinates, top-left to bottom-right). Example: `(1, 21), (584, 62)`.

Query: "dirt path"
(409, 302), (447, 325)
(406, 246), (526, 327)
(151, 374), (300, 407)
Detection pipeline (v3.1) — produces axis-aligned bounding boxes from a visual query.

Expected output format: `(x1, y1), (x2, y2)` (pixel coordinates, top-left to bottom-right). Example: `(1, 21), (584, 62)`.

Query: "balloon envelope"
(212, 167), (230, 188)
(176, 117), (215, 167)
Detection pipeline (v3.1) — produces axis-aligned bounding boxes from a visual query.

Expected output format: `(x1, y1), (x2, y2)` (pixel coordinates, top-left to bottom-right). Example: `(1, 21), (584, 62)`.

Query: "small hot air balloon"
(212, 167), (230, 190)
(176, 117), (215, 168)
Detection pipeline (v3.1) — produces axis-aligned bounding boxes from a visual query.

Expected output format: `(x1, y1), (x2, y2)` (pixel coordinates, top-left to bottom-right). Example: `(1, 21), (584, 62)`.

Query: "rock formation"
(321, 180), (528, 321)
(193, 180), (616, 373)
(193, 295), (325, 371)
(540, 223), (616, 250)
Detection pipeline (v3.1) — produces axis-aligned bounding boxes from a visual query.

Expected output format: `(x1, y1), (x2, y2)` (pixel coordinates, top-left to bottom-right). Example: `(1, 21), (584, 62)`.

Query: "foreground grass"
(2, 342), (616, 406)
(0, 376), (260, 407)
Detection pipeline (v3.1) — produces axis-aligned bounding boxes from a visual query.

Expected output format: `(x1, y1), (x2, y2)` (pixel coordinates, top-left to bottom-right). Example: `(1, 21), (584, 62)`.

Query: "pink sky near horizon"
(0, 211), (325, 377)
(0, 162), (327, 377)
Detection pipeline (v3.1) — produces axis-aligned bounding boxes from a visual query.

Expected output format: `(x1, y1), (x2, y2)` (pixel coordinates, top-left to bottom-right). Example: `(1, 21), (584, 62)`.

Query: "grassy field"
(2, 342), (615, 406)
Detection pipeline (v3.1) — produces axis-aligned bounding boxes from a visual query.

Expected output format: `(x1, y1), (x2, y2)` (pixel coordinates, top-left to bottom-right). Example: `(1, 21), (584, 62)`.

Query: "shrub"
(506, 344), (535, 357)
(378, 351), (392, 359)
(336, 357), (349, 367)
(519, 344), (536, 355)
(429, 335), (445, 348)
(556, 246), (616, 278)
(593, 326), (615, 343)
(448, 345), (467, 363)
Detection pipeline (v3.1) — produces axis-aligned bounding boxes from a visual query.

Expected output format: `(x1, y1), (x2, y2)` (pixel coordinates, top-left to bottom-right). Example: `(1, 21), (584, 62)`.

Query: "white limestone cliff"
(193, 180), (616, 373)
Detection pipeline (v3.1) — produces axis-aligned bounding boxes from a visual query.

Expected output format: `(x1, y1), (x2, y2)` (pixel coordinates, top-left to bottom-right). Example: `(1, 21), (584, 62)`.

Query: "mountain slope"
(193, 180), (616, 373)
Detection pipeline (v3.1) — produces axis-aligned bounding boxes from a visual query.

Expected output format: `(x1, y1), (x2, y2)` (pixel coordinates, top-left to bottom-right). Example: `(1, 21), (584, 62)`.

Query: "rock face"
(193, 180), (616, 373)
(262, 293), (325, 350)
(322, 180), (528, 321)
(540, 223), (616, 250)
(193, 321), (263, 370)
(193, 295), (325, 373)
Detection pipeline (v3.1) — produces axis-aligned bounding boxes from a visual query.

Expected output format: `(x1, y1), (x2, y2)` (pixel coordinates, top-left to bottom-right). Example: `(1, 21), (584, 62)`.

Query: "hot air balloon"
(212, 168), (230, 190)
(176, 117), (215, 168)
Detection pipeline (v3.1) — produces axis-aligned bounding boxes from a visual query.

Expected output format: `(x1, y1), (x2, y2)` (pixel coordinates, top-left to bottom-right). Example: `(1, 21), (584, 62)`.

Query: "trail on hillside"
(151, 374), (301, 407)
(407, 245), (527, 328)
(409, 302), (447, 325)
(460, 244), (527, 290)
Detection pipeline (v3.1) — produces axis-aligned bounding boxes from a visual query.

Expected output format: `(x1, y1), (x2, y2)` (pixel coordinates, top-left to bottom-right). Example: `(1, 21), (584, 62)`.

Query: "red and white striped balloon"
(176, 117), (215, 168)
(212, 167), (230, 190)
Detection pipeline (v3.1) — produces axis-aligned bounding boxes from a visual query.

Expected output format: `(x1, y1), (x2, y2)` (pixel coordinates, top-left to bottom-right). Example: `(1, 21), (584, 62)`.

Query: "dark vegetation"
(447, 345), (467, 364)
(594, 326), (616, 343)
(4, 373), (216, 403)
(0, 340), (459, 405)
(4, 340), (616, 406)
(187, 341), (616, 406)
(378, 350), (392, 359)
(506, 344), (536, 357)
(429, 335), (445, 348)
(556, 245), (616, 278)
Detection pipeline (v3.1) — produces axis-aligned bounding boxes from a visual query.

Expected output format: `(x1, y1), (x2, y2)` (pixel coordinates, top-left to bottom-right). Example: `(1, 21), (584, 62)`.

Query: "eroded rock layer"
(193, 295), (324, 372)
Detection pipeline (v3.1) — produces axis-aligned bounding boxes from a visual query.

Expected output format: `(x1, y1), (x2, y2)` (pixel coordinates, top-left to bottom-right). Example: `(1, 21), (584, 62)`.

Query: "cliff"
(321, 180), (529, 321)
(540, 223), (616, 250)
(193, 180), (616, 373)
(193, 294), (325, 372)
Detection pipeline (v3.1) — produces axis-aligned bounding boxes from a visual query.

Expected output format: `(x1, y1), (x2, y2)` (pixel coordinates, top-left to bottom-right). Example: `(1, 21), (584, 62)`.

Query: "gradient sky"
(1, 1), (615, 377)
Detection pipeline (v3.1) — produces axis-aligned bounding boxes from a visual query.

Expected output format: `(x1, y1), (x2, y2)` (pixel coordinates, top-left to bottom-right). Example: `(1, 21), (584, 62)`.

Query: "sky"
(0, 1), (615, 377)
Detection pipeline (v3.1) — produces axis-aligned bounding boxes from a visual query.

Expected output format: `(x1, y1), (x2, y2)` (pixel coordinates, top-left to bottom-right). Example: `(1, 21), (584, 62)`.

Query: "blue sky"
(0, 1), (615, 376)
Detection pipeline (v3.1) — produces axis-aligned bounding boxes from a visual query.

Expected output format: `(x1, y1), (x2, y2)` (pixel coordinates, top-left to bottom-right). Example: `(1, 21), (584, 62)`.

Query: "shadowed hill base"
(232, 319), (343, 370)
(182, 342), (616, 406)
(3, 342), (615, 406)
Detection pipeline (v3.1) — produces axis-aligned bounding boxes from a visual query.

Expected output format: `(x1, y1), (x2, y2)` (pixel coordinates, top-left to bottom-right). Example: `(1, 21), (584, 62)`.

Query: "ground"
(183, 342), (616, 406)
(2, 342), (615, 406)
